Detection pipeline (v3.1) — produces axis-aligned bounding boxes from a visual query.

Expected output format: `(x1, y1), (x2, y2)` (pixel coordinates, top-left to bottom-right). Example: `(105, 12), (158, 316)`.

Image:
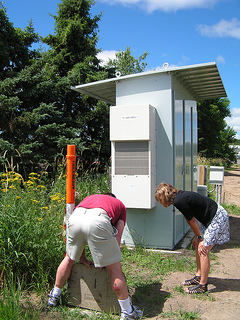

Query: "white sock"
(52, 286), (62, 297)
(118, 297), (132, 314)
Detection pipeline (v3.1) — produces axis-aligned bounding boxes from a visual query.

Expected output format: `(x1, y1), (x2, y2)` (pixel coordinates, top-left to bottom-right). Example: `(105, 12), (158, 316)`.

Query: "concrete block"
(67, 263), (121, 314)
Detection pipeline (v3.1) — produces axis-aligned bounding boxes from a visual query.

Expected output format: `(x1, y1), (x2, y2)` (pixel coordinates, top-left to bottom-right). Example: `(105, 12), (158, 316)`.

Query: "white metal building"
(72, 62), (227, 249)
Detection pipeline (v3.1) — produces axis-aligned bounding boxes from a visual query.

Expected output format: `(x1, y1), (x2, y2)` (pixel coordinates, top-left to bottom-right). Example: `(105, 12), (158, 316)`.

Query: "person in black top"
(155, 182), (230, 294)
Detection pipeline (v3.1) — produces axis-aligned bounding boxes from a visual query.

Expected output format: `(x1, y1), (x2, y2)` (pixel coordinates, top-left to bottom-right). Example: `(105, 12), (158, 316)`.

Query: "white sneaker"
(120, 305), (142, 319)
(47, 289), (60, 307)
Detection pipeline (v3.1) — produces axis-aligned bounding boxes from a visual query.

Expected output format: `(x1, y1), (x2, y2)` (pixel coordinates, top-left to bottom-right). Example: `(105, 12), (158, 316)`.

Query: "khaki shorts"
(66, 207), (122, 267)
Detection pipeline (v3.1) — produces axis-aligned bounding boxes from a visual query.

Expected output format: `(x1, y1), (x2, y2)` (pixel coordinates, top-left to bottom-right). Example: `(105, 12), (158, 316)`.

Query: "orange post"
(65, 145), (76, 241)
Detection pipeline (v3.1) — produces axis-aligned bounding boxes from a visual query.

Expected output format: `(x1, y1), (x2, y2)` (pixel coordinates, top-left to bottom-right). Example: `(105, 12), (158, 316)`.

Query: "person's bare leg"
(195, 245), (201, 277)
(106, 261), (129, 300)
(55, 254), (75, 289)
(199, 245), (214, 285)
(182, 240), (201, 285)
(184, 244), (214, 293)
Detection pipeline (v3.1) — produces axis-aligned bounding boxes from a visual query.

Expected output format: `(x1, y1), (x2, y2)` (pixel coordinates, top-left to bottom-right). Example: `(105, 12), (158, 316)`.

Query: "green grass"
(162, 308), (201, 319)
(121, 246), (195, 286)
(222, 203), (240, 216)
(0, 278), (41, 320)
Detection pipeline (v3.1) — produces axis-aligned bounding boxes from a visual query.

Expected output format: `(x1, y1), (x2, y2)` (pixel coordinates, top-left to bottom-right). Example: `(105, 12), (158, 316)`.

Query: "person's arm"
(114, 219), (125, 246)
(185, 216), (201, 236)
(184, 216), (203, 249)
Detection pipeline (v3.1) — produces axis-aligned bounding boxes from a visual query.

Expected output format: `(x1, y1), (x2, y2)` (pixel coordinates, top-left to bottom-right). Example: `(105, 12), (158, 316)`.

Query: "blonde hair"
(155, 183), (179, 205)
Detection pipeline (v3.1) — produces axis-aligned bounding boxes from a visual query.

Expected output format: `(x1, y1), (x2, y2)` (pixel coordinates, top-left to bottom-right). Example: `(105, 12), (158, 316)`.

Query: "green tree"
(197, 98), (236, 163)
(234, 139), (240, 145)
(0, 0), (110, 177)
(41, 0), (112, 172)
(0, 3), (40, 80)
(105, 46), (149, 76)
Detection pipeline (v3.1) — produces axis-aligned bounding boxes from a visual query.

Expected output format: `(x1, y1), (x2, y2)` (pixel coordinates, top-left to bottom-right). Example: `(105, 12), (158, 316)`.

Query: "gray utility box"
(209, 166), (224, 185)
(110, 104), (156, 209)
(72, 62), (227, 249)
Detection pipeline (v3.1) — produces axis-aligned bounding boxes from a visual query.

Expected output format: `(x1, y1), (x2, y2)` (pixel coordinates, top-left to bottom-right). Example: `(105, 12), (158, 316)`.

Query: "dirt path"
(147, 167), (240, 320)
(222, 165), (240, 206)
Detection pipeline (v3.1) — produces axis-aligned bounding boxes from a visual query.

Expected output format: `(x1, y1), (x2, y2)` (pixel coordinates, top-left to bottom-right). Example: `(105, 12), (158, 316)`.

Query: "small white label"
(121, 115), (138, 120)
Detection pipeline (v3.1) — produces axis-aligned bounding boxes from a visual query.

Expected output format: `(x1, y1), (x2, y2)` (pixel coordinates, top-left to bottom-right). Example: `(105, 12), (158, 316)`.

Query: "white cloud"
(225, 108), (240, 135)
(231, 108), (240, 117)
(97, 50), (117, 66)
(197, 18), (240, 39)
(99, 0), (219, 13)
(216, 55), (225, 64)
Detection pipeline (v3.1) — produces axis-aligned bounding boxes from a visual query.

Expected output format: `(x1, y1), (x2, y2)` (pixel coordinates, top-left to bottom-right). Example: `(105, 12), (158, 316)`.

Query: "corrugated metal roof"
(71, 62), (227, 105)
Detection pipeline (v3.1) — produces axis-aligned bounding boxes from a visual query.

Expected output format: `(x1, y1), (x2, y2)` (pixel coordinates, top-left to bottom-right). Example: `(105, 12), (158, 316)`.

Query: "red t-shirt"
(76, 194), (126, 226)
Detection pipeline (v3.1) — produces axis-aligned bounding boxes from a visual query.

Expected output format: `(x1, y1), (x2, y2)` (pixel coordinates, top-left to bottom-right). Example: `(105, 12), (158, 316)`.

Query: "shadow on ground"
(132, 282), (170, 317)
(208, 276), (240, 293)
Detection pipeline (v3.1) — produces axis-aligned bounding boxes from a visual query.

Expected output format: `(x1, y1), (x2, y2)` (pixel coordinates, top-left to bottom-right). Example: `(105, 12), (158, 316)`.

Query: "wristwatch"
(196, 235), (203, 240)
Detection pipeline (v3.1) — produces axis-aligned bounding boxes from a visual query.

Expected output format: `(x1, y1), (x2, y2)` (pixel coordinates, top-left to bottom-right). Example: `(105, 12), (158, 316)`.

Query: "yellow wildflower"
(31, 199), (40, 203)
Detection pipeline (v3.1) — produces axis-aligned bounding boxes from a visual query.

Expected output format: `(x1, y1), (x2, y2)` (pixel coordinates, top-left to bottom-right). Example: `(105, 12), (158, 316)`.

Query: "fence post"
(65, 145), (76, 241)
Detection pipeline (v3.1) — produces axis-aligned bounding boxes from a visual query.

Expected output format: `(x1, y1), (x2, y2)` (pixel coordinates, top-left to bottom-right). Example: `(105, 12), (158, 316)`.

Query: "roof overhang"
(71, 62), (227, 105)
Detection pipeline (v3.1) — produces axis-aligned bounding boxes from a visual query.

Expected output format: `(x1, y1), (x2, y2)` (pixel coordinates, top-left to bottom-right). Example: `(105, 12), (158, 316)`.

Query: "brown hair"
(155, 183), (179, 205)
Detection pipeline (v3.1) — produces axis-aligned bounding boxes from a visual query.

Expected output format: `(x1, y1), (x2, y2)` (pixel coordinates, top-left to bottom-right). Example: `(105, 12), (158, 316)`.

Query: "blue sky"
(4, 0), (240, 139)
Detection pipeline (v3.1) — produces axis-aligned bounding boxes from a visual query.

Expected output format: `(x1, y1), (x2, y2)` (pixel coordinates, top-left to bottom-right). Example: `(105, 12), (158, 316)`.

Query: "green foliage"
(234, 139), (240, 145)
(0, 172), (65, 287)
(197, 155), (232, 170)
(0, 0), (110, 178)
(105, 46), (149, 76)
(121, 246), (195, 287)
(0, 278), (41, 320)
(0, 170), (111, 289)
(162, 308), (200, 319)
(43, 0), (101, 74)
(0, 4), (40, 80)
(222, 203), (240, 216)
(198, 98), (236, 163)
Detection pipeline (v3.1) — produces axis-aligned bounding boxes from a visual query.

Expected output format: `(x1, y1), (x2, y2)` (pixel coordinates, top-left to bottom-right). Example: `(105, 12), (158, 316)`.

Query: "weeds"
(162, 307), (201, 319)
(222, 203), (240, 216)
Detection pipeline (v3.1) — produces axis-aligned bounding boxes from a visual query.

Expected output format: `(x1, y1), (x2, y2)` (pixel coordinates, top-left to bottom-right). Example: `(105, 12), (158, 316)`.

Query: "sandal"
(182, 275), (201, 286)
(186, 283), (208, 294)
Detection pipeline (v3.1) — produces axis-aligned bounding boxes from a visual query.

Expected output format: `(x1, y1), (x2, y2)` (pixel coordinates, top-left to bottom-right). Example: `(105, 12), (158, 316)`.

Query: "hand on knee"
(198, 244), (208, 256)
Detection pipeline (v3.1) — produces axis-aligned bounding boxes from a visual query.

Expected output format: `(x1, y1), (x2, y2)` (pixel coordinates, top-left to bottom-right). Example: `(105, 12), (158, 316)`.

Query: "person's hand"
(80, 256), (93, 269)
(192, 237), (198, 249)
(198, 241), (207, 256)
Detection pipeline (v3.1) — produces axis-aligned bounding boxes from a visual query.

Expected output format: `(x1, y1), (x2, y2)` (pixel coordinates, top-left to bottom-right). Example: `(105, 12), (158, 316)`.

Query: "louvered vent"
(115, 141), (149, 175)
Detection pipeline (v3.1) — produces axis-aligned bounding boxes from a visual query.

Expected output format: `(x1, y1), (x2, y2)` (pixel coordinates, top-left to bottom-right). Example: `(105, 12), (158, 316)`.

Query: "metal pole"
(219, 185), (222, 204)
(65, 145), (76, 241)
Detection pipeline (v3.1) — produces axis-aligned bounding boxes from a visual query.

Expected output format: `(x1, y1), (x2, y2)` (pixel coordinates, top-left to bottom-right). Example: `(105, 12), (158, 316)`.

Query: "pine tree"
(0, 0), (110, 177)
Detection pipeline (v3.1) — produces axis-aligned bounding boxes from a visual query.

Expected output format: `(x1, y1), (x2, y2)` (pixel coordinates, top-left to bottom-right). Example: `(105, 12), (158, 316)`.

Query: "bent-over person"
(155, 183), (230, 294)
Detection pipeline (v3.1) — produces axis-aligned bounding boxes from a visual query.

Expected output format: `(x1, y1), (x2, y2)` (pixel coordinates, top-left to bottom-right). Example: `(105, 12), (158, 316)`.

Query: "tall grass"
(0, 277), (40, 320)
(0, 171), (110, 289)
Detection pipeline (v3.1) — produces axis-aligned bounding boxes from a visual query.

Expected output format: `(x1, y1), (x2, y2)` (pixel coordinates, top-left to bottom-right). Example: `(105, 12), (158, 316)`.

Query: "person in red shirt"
(48, 193), (142, 319)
